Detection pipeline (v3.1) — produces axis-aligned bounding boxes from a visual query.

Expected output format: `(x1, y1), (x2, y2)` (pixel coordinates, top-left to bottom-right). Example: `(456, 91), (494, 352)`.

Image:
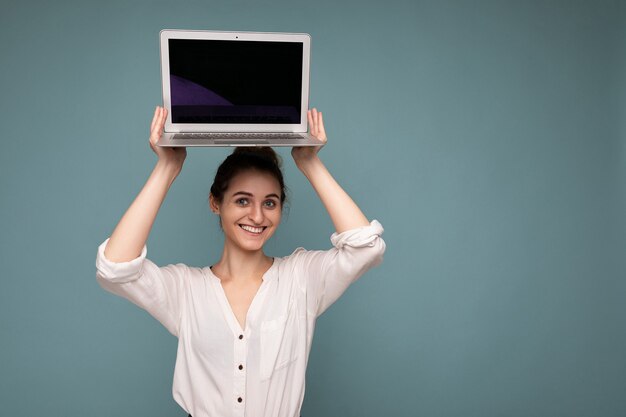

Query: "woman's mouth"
(239, 224), (266, 235)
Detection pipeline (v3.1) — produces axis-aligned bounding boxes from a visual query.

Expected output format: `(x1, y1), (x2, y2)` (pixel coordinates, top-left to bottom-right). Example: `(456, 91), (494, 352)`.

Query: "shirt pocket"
(260, 303), (301, 381)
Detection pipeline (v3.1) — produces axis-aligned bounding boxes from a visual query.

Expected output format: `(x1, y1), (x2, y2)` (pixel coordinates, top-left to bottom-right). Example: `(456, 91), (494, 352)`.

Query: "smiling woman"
(95, 106), (385, 417)
(208, 147), (286, 255)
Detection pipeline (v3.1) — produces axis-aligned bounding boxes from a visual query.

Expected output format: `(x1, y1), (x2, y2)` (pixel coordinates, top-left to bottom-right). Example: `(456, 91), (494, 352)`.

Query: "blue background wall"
(1, 1), (624, 416)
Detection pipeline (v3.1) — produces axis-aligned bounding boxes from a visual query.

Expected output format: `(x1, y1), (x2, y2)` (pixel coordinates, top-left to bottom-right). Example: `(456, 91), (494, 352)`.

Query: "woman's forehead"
(226, 170), (281, 195)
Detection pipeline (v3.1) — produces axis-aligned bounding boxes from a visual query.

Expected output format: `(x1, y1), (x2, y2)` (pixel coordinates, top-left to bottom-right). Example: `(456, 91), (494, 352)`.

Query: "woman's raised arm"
(291, 109), (370, 234)
(104, 106), (187, 262)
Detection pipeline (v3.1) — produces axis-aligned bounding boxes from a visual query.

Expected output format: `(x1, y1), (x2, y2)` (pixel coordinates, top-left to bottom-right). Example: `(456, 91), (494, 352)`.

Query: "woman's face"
(210, 169), (282, 253)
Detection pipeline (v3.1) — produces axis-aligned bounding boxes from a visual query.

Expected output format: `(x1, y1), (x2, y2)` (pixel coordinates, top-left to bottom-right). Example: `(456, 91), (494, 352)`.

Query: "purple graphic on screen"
(170, 75), (232, 106)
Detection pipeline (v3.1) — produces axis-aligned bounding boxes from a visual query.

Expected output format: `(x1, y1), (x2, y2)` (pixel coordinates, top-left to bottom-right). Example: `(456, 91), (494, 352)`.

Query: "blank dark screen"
(168, 39), (303, 124)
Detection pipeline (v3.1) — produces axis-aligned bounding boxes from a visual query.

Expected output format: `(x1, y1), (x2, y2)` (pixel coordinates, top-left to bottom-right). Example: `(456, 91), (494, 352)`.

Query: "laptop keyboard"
(173, 133), (304, 140)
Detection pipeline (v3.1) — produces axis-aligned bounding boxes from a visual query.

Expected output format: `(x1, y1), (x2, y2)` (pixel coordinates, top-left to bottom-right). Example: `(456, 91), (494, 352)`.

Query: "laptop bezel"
(160, 29), (311, 133)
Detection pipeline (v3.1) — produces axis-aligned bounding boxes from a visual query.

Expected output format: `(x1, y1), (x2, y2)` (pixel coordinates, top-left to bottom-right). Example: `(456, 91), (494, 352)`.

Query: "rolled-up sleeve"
(294, 220), (386, 317)
(95, 239), (186, 337)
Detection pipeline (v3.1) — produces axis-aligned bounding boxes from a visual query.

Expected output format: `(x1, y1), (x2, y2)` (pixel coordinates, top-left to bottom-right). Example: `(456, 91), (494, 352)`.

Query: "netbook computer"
(157, 29), (324, 147)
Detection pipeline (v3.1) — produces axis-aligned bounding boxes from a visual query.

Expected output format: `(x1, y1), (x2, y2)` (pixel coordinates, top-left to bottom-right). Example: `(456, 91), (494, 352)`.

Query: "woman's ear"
(209, 194), (220, 214)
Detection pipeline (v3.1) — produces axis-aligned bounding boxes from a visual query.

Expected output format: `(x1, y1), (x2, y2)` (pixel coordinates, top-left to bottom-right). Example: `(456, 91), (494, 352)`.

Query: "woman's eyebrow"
(232, 191), (279, 199)
(232, 191), (253, 197)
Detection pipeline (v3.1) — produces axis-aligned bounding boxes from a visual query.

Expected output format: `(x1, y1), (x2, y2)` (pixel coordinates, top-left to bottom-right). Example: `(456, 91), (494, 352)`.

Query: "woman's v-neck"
(205, 259), (276, 336)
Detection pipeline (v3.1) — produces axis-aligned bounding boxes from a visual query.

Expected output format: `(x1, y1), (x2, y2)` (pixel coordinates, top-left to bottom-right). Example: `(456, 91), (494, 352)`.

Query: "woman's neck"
(212, 243), (273, 285)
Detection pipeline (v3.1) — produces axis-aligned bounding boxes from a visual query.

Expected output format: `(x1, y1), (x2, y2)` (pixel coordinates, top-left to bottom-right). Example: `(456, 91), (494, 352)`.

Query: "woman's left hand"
(291, 108), (327, 168)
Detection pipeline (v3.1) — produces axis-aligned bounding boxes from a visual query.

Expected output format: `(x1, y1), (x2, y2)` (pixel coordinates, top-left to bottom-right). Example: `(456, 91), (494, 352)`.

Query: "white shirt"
(95, 220), (385, 417)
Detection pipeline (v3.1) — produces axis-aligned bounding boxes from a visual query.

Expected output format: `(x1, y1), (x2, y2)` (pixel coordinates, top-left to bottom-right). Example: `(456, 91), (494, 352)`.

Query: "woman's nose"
(248, 203), (264, 223)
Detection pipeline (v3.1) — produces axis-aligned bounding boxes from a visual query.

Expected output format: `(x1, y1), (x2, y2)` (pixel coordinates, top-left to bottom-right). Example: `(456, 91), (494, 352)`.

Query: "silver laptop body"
(157, 29), (324, 147)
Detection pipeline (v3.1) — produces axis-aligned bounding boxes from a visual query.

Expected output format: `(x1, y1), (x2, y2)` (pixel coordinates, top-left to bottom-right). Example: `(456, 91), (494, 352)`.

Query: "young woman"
(96, 106), (385, 417)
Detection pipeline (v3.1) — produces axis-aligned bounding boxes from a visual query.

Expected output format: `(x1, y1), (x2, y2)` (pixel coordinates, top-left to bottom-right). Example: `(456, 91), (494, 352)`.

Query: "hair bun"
(233, 146), (282, 167)
(211, 146), (287, 205)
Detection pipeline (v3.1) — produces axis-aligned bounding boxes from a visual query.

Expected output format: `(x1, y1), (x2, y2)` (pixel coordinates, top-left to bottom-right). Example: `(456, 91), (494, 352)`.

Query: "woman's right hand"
(149, 106), (187, 170)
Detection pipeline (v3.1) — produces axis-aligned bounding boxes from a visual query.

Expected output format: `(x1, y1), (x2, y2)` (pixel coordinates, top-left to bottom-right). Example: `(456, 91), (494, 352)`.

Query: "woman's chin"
(229, 237), (267, 253)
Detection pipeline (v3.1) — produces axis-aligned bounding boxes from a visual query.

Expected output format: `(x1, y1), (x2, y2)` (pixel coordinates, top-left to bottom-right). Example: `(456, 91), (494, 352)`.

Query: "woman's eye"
(264, 200), (277, 208)
(236, 198), (249, 206)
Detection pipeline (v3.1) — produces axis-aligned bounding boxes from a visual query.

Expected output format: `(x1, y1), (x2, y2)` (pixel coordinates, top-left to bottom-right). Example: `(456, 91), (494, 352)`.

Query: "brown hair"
(210, 147), (286, 205)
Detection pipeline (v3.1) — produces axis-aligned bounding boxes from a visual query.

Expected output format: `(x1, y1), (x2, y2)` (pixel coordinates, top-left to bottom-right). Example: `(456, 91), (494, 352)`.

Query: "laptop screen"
(168, 39), (303, 124)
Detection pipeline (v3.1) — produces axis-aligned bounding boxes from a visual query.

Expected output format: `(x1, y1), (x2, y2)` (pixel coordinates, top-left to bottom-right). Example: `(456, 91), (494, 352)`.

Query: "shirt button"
(237, 397), (243, 403)
(239, 334), (244, 340)
(238, 364), (244, 370)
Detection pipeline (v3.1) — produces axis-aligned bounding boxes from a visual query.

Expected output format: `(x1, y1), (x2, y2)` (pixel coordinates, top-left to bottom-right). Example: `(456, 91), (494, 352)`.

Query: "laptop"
(157, 29), (325, 147)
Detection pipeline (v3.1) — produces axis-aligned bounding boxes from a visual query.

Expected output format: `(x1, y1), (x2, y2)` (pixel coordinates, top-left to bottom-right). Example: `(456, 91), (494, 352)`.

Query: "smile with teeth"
(239, 224), (266, 234)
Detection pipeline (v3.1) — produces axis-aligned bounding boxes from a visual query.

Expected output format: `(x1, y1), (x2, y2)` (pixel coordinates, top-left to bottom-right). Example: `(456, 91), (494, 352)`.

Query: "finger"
(160, 107), (168, 129)
(151, 108), (165, 146)
(313, 108), (321, 134)
(152, 107), (164, 134)
(312, 109), (320, 136)
(156, 108), (166, 135)
(307, 109), (315, 134)
(318, 111), (326, 138)
(150, 106), (160, 133)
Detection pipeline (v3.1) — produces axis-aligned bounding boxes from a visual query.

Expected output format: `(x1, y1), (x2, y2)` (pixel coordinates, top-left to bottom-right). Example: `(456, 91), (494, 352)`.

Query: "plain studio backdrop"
(1, 0), (625, 416)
